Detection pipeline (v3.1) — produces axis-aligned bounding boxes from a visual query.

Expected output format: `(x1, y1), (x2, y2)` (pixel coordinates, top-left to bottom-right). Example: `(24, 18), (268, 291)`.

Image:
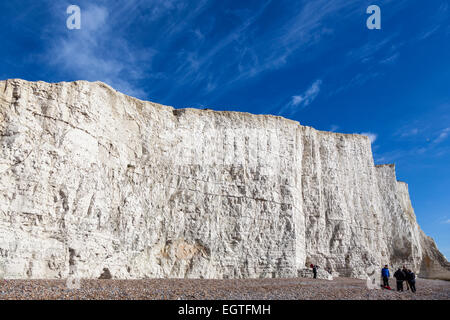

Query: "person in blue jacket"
(381, 265), (390, 288)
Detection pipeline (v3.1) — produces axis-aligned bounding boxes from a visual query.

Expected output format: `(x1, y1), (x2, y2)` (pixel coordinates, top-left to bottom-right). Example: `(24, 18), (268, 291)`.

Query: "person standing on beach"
(406, 269), (416, 293)
(394, 267), (406, 291)
(312, 264), (318, 279)
(381, 265), (390, 288)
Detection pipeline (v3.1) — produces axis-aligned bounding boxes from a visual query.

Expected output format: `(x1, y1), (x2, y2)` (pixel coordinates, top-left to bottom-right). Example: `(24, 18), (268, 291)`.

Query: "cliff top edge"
(2, 78), (375, 143)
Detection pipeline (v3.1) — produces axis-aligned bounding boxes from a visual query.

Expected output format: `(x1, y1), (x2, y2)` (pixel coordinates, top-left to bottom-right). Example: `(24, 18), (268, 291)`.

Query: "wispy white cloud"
(165, 0), (273, 93)
(358, 132), (378, 144)
(418, 25), (441, 41)
(66, 0), (212, 100)
(163, 0), (362, 101)
(279, 79), (322, 115)
(36, 0), (414, 107)
(330, 72), (382, 96)
(346, 34), (405, 74)
(434, 128), (450, 144)
(374, 140), (450, 165)
(330, 37), (401, 96)
(291, 80), (322, 107)
(417, 2), (448, 41)
(39, 0), (381, 106)
(442, 219), (450, 224)
(400, 127), (420, 138)
(330, 125), (340, 132)
(379, 52), (400, 65)
(43, 1), (162, 99)
(143, 0), (184, 22)
(347, 35), (398, 64)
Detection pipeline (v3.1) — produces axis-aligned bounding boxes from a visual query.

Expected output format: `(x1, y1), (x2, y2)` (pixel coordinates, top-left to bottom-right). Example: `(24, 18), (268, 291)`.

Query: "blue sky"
(1, 0), (449, 258)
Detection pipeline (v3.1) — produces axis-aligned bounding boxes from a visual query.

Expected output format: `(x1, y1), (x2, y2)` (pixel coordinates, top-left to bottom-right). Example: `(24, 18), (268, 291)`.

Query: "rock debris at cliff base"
(0, 79), (449, 280)
(0, 278), (449, 300)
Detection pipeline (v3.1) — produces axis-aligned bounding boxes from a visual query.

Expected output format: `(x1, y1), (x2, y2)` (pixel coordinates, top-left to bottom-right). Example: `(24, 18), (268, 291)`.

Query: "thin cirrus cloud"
(42, 0), (363, 104)
(291, 80), (323, 107)
(330, 125), (340, 132)
(400, 127), (420, 138)
(379, 52), (400, 65)
(433, 128), (450, 144)
(43, 1), (158, 99)
(358, 132), (378, 144)
(191, 0), (364, 100)
(278, 79), (323, 116)
(347, 36), (395, 64)
(417, 2), (448, 41)
(37, 0), (421, 109)
(42, 0), (213, 100)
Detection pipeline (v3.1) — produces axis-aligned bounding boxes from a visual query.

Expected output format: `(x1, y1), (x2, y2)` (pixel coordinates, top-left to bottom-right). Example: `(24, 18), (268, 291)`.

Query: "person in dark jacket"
(312, 264), (318, 279)
(394, 268), (406, 291)
(381, 265), (390, 288)
(406, 269), (416, 293)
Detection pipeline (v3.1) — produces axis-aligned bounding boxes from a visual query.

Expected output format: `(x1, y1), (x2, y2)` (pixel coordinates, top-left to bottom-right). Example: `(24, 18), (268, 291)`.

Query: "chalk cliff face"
(0, 79), (448, 280)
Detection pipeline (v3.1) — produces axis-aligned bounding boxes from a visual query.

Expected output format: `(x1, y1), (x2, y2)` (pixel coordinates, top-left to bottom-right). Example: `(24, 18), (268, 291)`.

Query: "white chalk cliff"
(0, 79), (449, 280)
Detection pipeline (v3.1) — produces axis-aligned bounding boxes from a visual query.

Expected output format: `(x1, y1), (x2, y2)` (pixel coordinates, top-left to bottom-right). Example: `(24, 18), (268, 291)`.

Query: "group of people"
(308, 263), (416, 293)
(381, 265), (416, 293)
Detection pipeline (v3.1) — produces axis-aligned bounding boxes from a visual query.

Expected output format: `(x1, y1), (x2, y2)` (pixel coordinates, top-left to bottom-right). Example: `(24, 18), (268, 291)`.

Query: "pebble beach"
(0, 277), (448, 300)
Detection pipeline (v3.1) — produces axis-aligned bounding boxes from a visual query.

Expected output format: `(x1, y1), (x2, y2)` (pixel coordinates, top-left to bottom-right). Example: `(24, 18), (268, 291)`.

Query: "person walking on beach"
(381, 265), (390, 288)
(406, 269), (416, 293)
(394, 267), (406, 291)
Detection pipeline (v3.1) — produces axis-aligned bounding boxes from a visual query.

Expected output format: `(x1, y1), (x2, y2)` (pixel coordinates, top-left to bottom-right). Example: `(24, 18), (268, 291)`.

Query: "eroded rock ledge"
(0, 79), (449, 280)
